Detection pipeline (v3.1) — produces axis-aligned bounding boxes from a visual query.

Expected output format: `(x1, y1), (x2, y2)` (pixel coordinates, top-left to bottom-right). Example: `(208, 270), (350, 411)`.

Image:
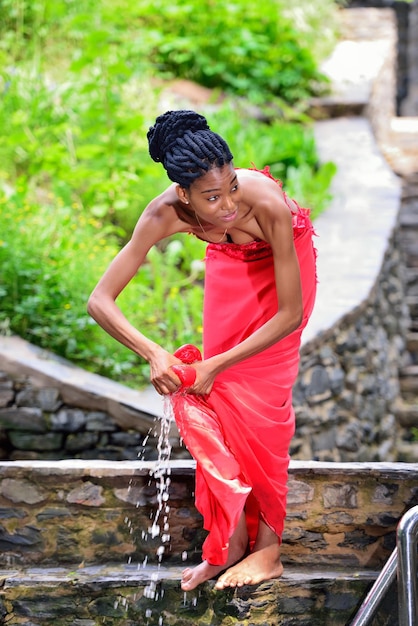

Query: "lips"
(221, 209), (238, 222)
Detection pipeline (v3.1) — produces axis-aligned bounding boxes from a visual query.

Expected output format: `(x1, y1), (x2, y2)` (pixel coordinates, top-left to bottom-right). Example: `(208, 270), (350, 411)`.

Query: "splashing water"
(141, 396), (176, 624)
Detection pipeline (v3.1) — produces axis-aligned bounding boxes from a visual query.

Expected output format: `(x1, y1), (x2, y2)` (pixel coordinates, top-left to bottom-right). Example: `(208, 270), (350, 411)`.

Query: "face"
(179, 164), (241, 227)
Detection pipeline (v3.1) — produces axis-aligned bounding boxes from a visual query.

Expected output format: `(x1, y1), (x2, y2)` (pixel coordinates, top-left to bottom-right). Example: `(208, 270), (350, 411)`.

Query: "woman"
(88, 109), (317, 591)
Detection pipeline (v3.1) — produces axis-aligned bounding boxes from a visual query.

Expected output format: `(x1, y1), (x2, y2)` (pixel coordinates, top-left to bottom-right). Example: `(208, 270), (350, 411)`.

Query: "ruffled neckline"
(206, 239), (272, 261)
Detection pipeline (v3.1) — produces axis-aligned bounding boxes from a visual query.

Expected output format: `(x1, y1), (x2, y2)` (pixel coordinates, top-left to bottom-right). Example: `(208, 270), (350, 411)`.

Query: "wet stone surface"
(0, 565), (398, 625)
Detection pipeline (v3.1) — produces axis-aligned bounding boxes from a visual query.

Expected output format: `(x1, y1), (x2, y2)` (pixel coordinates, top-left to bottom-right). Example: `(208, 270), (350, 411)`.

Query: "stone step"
(406, 295), (418, 317)
(399, 250), (418, 272)
(397, 440), (418, 463)
(399, 364), (418, 397)
(399, 212), (418, 227)
(407, 332), (418, 355)
(394, 399), (418, 426)
(0, 563), (395, 626)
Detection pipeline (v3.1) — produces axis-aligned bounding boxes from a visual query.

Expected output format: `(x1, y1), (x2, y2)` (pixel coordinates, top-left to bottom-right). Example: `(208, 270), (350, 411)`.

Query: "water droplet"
(144, 584), (156, 599)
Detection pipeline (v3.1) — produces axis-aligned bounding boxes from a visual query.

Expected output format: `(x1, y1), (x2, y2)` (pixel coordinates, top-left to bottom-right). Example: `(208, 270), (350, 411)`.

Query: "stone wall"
(0, 366), (183, 462)
(0, 459), (415, 570)
(2, 459), (416, 626)
(292, 222), (410, 462)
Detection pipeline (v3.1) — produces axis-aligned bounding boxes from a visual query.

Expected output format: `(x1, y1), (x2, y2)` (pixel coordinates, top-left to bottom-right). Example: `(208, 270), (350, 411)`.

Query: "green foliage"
(136, 0), (329, 105)
(0, 189), (205, 385)
(0, 57), (161, 237)
(279, 0), (340, 61)
(0, 0), (334, 105)
(0, 0), (338, 386)
(0, 187), (118, 361)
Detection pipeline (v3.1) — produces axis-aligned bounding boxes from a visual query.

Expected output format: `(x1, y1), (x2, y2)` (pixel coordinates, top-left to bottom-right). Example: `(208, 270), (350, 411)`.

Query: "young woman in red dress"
(88, 109), (317, 591)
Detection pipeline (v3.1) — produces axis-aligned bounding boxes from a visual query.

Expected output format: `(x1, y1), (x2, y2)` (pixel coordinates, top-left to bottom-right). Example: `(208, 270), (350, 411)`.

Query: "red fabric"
(170, 167), (317, 566)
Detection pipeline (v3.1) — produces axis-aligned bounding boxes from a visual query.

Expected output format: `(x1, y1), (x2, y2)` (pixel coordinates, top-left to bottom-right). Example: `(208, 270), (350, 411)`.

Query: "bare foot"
(181, 513), (248, 591)
(214, 542), (283, 589)
(181, 560), (228, 591)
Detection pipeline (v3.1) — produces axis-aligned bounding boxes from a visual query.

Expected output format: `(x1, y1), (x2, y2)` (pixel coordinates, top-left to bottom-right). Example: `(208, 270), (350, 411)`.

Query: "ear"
(176, 185), (189, 205)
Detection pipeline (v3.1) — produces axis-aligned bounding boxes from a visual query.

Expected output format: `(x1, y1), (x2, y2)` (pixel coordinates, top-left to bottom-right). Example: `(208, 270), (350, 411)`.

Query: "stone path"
(304, 7), (417, 345)
(304, 116), (401, 344)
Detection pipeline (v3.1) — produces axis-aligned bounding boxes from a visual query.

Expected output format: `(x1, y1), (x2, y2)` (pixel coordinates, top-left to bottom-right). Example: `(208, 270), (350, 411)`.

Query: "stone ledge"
(0, 562), (379, 587)
(0, 458), (415, 477)
(0, 459), (414, 569)
(0, 563), (390, 626)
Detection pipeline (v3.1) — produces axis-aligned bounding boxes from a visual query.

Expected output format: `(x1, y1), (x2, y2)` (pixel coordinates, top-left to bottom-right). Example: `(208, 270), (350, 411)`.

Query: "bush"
(0, 0), (338, 387)
(0, 188), (206, 385)
(136, 0), (329, 105)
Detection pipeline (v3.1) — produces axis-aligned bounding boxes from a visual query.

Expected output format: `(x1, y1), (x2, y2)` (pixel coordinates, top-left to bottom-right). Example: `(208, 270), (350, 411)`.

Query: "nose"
(223, 195), (235, 212)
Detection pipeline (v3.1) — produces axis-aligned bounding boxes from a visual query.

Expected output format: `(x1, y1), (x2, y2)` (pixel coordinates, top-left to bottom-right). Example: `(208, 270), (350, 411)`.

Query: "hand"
(149, 348), (184, 395)
(189, 359), (217, 395)
(170, 344), (216, 396)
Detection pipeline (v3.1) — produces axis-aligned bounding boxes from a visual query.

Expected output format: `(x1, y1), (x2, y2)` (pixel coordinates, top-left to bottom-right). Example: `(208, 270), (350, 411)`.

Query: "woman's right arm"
(87, 199), (186, 394)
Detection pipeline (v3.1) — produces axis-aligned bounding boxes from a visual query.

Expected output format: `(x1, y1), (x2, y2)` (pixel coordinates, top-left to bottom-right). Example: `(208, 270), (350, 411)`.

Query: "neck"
(194, 211), (228, 243)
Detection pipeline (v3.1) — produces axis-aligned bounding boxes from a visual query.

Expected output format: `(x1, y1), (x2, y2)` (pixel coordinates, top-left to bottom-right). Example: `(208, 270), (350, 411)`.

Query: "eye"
(231, 184), (239, 193)
(208, 195), (219, 202)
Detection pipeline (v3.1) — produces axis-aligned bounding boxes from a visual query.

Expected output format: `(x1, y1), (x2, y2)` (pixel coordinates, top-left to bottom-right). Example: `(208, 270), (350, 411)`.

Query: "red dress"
(171, 167), (317, 566)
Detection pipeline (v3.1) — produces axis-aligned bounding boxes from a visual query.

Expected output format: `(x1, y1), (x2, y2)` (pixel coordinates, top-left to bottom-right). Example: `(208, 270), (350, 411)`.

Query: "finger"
(152, 379), (178, 395)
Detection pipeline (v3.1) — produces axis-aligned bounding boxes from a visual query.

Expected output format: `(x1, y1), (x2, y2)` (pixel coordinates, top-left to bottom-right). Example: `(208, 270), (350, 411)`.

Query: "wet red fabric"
(170, 167), (317, 566)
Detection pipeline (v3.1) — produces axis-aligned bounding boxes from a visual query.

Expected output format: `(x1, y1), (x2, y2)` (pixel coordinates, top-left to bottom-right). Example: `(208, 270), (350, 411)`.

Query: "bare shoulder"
(237, 168), (291, 218)
(133, 184), (188, 241)
(236, 167), (281, 188)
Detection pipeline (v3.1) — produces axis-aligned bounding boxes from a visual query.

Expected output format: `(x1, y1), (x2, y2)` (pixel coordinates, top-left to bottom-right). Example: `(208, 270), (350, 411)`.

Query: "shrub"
(0, 0), (338, 387)
(137, 0), (329, 105)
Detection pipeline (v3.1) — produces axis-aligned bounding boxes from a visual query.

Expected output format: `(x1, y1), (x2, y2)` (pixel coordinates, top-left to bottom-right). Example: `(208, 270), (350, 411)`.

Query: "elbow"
(294, 306), (304, 330)
(87, 290), (100, 321)
(287, 317), (303, 336)
(285, 306), (303, 335)
(293, 313), (303, 333)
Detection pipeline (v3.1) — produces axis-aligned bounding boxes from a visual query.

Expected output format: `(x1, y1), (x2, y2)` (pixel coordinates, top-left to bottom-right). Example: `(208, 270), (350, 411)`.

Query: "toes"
(180, 581), (192, 591)
(182, 567), (193, 580)
(214, 578), (228, 590)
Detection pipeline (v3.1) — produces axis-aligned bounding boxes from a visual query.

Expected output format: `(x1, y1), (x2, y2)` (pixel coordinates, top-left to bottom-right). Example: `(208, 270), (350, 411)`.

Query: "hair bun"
(147, 110), (210, 163)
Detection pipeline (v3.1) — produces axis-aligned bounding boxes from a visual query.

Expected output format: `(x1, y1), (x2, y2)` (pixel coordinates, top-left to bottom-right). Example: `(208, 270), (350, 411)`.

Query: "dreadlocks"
(147, 110), (234, 188)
